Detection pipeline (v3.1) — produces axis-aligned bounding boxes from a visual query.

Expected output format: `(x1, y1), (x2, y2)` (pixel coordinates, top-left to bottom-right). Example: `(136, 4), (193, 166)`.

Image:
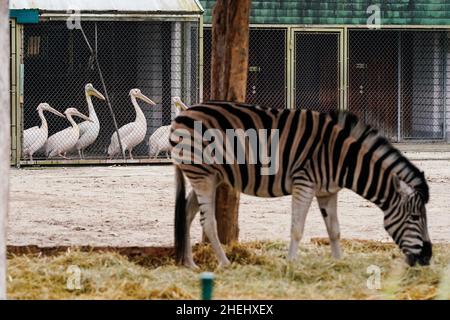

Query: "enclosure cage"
(348, 29), (448, 142)
(10, 1), (203, 166)
(203, 26), (449, 143)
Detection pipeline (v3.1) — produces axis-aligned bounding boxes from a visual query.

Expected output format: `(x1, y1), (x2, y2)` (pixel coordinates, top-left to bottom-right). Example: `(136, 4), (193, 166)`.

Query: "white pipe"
(0, 0), (10, 300)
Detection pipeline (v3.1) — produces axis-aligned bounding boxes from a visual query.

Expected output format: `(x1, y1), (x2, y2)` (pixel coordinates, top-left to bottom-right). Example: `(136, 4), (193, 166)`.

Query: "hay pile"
(7, 240), (450, 300)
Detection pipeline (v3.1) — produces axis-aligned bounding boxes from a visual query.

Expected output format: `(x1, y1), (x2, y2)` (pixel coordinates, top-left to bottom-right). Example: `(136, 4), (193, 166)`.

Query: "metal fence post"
(397, 32), (402, 142)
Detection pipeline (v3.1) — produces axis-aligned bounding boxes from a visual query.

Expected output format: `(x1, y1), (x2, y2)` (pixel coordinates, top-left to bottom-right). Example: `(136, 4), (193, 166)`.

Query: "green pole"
(200, 272), (214, 300)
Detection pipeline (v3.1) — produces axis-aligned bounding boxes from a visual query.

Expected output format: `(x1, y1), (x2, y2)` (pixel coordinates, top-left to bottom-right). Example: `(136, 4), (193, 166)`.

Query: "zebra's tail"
(174, 165), (186, 264)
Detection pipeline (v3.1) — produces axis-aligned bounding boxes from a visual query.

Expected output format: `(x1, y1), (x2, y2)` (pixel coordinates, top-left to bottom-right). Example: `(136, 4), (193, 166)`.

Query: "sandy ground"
(8, 155), (450, 247)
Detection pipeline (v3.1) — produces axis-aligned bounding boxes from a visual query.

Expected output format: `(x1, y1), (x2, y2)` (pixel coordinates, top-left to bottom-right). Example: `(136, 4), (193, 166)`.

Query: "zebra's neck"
(331, 114), (428, 209)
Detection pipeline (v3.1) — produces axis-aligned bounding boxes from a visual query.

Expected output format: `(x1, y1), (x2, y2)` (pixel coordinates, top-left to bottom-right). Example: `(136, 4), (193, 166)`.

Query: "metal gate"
(202, 27), (449, 143)
(203, 27), (287, 108)
(293, 29), (343, 112)
(349, 30), (448, 141)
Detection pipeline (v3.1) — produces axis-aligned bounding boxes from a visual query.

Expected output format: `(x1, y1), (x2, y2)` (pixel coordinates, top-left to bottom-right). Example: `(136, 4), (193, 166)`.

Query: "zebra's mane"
(330, 111), (429, 203)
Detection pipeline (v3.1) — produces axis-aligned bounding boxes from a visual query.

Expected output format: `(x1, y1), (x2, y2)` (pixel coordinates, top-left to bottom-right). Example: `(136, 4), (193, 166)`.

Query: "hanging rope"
(79, 23), (126, 161)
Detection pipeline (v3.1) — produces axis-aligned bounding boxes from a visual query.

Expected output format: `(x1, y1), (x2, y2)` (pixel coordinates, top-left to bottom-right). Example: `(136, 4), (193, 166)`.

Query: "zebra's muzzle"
(405, 241), (432, 266)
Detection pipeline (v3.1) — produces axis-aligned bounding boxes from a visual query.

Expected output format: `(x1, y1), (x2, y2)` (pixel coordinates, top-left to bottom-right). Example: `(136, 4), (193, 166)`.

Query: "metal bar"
(343, 26), (349, 111)
(15, 23), (23, 167)
(205, 23), (450, 30)
(442, 32), (448, 141)
(198, 15), (204, 102)
(286, 27), (293, 109)
(41, 13), (202, 21)
(338, 29), (344, 111)
(181, 22), (186, 102)
(397, 32), (402, 142)
(162, 22), (172, 125)
(19, 158), (172, 166)
(9, 19), (17, 166)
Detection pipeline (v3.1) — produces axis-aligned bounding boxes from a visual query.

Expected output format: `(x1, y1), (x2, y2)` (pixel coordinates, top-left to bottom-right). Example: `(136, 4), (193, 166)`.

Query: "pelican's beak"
(176, 101), (188, 111)
(46, 106), (66, 118)
(74, 111), (93, 122)
(90, 87), (106, 100)
(138, 92), (156, 105)
(172, 97), (188, 111)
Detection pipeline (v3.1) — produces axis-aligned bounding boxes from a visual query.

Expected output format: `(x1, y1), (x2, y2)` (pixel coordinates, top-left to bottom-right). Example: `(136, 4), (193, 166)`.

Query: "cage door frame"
(289, 28), (345, 111)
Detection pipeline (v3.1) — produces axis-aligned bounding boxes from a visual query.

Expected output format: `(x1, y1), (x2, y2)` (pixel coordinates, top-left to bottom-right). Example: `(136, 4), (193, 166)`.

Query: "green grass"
(7, 240), (450, 300)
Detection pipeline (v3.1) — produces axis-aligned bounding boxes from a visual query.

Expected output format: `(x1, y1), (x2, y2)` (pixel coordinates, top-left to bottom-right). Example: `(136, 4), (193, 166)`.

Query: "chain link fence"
(294, 32), (340, 113)
(203, 27), (449, 142)
(349, 30), (448, 141)
(21, 20), (199, 162)
(19, 24), (450, 163)
(203, 27), (287, 108)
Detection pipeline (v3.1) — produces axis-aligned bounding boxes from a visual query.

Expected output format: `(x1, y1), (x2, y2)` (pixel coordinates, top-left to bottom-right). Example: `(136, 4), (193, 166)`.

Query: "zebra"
(170, 101), (431, 269)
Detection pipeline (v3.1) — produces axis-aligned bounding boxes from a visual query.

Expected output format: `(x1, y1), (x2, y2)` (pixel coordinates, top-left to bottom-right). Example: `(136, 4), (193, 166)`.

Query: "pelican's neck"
(174, 106), (181, 117)
(86, 92), (98, 122)
(66, 114), (79, 131)
(131, 96), (146, 122)
(38, 109), (48, 131)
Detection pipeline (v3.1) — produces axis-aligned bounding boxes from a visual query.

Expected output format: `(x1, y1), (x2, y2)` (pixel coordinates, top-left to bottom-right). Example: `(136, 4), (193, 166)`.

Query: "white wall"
(411, 32), (445, 139)
(171, 21), (182, 119)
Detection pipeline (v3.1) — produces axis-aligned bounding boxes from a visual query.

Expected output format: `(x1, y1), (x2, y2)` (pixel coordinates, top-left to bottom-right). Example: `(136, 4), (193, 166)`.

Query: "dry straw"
(6, 240), (450, 300)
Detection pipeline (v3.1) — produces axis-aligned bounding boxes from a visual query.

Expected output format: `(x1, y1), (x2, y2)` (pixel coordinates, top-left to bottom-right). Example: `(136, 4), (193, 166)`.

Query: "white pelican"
(107, 89), (156, 159)
(45, 108), (93, 159)
(74, 83), (106, 159)
(148, 97), (189, 158)
(23, 103), (65, 161)
(172, 96), (190, 111)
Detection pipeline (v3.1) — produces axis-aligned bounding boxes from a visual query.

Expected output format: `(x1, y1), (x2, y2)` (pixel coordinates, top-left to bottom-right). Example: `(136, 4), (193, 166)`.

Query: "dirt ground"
(8, 154), (450, 247)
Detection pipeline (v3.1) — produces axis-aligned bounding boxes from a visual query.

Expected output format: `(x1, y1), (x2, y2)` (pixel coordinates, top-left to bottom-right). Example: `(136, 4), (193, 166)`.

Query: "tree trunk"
(0, 0), (10, 300)
(209, 0), (251, 244)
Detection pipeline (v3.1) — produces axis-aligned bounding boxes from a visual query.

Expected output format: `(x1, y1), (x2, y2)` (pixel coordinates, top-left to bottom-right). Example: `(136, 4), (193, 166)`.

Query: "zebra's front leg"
(183, 190), (200, 269)
(288, 183), (315, 262)
(317, 193), (341, 259)
(192, 178), (231, 268)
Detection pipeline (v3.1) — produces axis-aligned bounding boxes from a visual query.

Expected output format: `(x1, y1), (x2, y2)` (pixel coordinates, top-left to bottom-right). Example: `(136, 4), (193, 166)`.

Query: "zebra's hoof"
(183, 261), (199, 270)
(218, 260), (231, 269)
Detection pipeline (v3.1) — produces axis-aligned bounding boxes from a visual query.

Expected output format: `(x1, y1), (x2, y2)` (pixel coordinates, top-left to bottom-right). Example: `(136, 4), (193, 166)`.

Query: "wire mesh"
(349, 30), (448, 141)
(203, 27), (287, 108)
(294, 32), (340, 113)
(21, 20), (199, 161)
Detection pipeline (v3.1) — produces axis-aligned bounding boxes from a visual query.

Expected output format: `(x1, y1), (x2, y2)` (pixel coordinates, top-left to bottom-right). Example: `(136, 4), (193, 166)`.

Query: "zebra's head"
(384, 174), (431, 267)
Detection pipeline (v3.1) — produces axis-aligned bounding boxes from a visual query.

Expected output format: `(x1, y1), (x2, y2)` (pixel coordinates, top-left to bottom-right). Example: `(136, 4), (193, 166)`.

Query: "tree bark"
(0, 0), (10, 300)
(209, 0), (251, 244)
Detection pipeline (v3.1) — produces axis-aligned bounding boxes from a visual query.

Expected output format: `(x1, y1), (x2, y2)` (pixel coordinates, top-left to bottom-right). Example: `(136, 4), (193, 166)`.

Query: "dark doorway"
(349, 30), (399, 140)
(294, 32), (339, 113)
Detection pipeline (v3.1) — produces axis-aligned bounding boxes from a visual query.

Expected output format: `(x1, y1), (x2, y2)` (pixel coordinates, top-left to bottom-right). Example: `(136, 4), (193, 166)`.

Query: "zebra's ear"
(393, 175), (414, 196)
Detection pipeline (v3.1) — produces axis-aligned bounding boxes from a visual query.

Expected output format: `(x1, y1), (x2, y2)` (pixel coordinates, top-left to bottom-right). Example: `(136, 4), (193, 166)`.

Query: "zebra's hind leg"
(183, 190), (200, 269)
(288, 181), (315, 262)
(190, 176), (231, 268)
(317, 193), (341, 259)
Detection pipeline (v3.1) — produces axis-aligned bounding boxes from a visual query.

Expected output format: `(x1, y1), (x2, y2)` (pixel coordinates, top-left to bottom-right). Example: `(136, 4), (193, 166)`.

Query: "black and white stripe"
(171, 101), (431, 268)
